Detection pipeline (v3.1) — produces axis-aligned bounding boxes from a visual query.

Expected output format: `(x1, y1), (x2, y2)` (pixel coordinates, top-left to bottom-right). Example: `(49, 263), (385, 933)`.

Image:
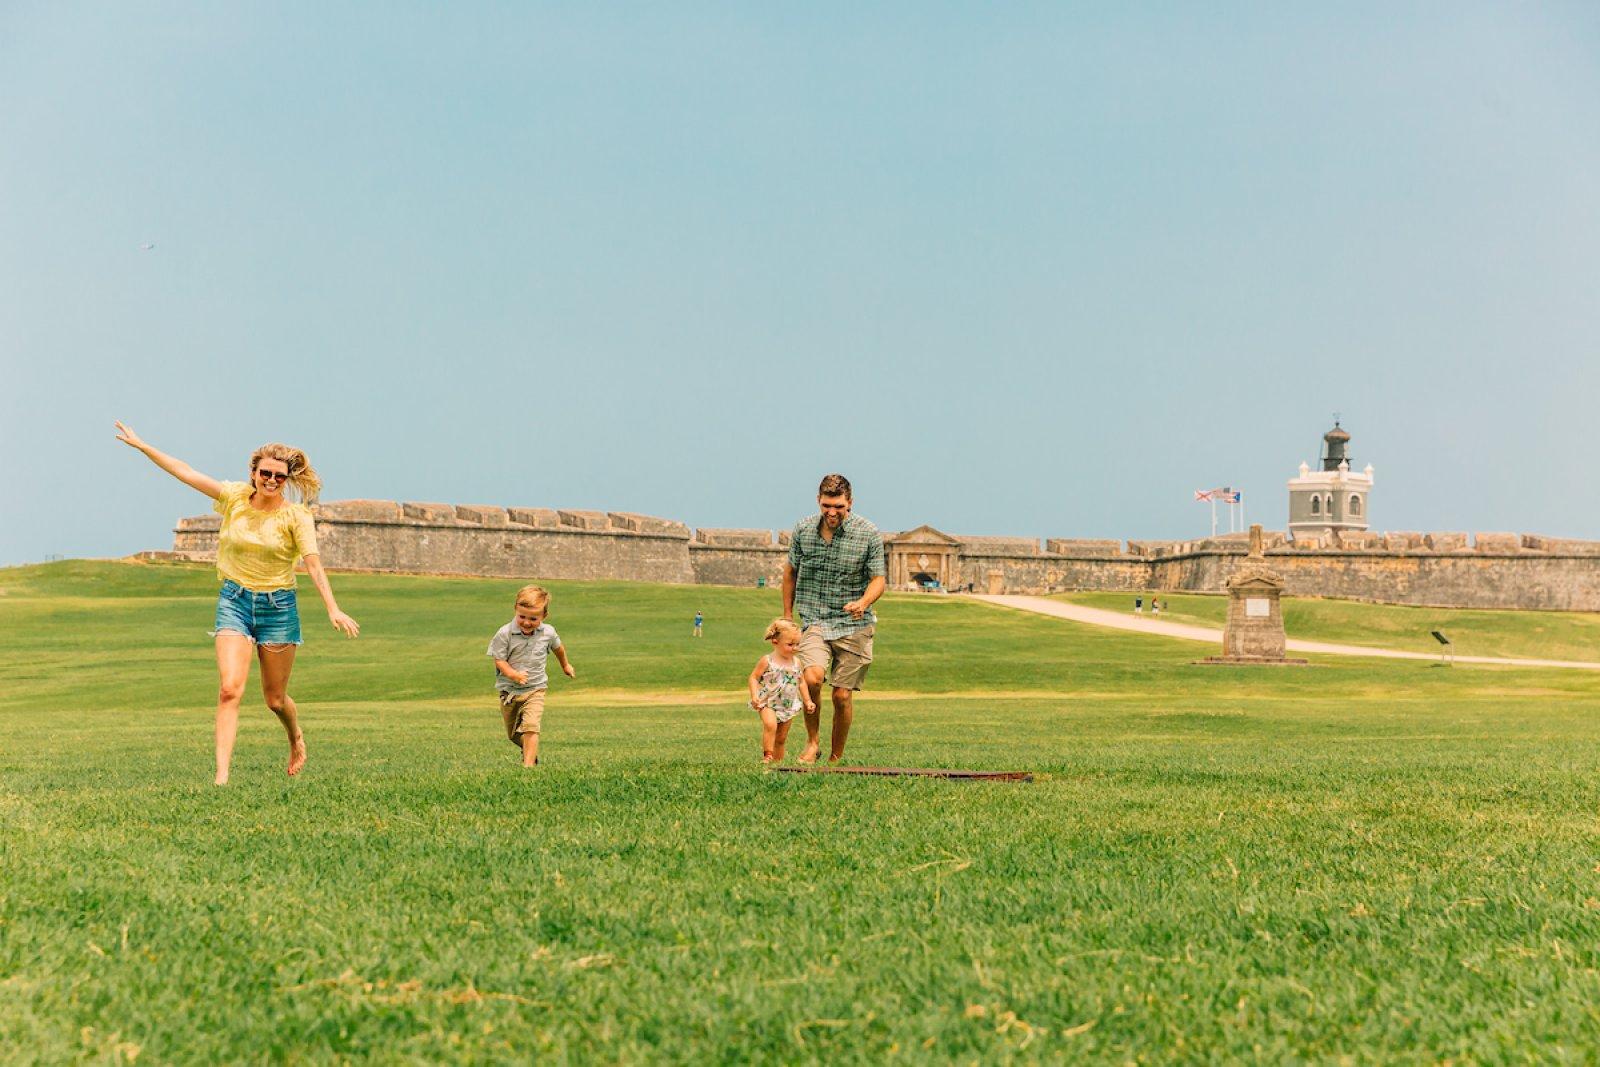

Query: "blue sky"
(4, 3), (1598, 565)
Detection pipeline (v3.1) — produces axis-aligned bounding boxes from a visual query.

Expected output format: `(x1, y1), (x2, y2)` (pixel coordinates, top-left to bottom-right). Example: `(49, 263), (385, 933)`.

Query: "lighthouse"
(1288, 421), (1373, 539)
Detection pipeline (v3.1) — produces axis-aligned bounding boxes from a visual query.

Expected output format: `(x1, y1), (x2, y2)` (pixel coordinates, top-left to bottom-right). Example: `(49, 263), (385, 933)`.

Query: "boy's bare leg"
(521, 731), (540, 768)
(213, 635), (254, 785)
(829, 687), (854, 762)
(798, 666), (826, 763)
(772, 719), (793, 763)
(258, 643), (307, 776)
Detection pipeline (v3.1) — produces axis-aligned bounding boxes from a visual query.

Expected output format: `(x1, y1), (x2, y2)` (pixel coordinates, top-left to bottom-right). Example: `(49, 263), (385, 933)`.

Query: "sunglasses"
(256, 469), (290, 483)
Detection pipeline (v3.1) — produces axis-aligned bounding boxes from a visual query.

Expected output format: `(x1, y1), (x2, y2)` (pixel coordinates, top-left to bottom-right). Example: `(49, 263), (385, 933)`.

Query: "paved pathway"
(968, 594), (1600, 670)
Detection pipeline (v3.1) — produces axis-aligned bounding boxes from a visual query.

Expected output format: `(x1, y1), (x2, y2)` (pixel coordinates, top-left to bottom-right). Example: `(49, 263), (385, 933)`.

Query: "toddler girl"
(747, 618), (815, 763)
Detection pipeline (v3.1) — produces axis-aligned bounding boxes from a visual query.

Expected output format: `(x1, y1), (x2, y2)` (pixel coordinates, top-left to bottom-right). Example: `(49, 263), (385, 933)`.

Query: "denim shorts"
(213, 580), (303, 645)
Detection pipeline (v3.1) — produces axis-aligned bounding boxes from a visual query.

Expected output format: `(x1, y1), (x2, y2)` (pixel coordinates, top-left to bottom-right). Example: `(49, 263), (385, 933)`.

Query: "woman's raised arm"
(115, 421), (223, 500)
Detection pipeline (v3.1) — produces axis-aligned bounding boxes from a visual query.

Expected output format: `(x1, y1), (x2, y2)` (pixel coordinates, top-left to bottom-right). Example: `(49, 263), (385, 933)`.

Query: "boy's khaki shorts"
(798, 625), (874, 691)
(499, 689), (546, 743)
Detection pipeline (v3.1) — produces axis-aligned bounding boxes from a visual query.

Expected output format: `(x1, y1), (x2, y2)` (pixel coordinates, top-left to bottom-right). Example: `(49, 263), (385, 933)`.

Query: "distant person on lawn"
(488, 584), (576, 767)
(782, 473), (886, 764)
(114, 421), (360, 785)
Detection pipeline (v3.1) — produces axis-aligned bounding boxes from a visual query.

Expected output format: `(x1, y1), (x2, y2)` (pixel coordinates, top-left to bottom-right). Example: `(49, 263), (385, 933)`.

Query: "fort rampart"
(158, 501), (1600, 611)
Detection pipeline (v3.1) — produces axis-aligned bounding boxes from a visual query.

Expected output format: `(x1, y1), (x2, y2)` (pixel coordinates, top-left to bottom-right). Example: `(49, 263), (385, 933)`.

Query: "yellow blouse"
(213, 482), (319, 591)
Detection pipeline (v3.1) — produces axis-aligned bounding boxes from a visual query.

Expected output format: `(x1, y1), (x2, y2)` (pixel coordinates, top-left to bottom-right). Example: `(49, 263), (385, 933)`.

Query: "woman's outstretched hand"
(114, 421), (147, 451)
(329, 611), (361, 638)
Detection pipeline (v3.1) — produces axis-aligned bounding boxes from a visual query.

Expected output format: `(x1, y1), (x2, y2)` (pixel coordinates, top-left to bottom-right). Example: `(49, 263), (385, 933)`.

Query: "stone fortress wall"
(160, 501), (1600, 611)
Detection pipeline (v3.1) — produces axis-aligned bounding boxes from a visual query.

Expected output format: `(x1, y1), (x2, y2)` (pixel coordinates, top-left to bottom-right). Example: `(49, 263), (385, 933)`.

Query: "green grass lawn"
(5, 561), (1600, 1063)
(1054, 590), (1600, 663)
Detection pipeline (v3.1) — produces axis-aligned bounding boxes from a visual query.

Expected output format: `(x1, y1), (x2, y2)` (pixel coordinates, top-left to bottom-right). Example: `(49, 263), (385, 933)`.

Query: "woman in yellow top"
(116, 421), (360, 785)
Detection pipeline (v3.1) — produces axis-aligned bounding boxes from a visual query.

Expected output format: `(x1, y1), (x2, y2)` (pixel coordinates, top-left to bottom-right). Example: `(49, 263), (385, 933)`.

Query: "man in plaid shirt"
(782, 473), (887, 763)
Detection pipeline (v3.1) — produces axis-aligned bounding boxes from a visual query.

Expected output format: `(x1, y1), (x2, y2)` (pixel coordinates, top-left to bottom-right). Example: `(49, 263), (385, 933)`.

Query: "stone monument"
(1202, 524), (1307, 666)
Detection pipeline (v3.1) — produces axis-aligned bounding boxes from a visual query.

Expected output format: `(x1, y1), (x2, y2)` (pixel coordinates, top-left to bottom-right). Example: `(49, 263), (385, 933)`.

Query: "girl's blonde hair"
(764, 618), (802, 643)
(251, 443), (322, 504)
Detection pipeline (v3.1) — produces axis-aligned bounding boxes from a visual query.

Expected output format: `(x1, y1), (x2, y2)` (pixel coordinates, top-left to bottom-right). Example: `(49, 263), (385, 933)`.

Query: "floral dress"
(750, 653), (805, 723)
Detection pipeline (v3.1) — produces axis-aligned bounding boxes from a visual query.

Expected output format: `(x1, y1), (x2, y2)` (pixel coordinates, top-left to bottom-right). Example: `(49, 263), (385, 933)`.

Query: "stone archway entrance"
(883, 525), (962, 592)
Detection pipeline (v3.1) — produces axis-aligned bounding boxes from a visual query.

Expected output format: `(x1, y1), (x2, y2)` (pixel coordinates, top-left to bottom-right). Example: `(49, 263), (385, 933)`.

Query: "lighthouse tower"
(1288, 421), (1373, 539)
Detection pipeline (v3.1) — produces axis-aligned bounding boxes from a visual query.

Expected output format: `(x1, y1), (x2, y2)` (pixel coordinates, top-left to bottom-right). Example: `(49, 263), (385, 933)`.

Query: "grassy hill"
(4, 561), (1600, 1062)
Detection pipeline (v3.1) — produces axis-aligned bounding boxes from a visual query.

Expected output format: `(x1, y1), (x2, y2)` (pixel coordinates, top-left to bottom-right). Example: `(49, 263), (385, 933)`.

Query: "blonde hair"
(763, 618), (801, 643)
(251, 443), (321, 504)
(515, 584), (550, 612)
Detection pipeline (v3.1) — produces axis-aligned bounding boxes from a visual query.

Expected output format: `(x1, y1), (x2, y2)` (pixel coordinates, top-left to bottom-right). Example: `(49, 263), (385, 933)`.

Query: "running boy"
(488, 584), (575, 767)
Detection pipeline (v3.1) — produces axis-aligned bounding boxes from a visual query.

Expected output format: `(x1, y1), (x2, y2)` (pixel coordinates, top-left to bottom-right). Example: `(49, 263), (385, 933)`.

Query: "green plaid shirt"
(787, 513), (886, 639)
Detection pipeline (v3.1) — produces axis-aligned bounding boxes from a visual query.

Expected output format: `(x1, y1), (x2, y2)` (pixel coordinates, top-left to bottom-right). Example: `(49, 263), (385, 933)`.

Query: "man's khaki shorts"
(499, 689), (546, 742)
(798, 625), (874, 691)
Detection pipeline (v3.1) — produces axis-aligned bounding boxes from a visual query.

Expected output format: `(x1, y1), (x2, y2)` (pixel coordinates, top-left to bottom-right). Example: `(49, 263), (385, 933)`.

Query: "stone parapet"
(1472, 532), (1521, 553)
(558, 510), (608, 530)
(1126, 541), (1181, 558)
(316, 500), (404, 523)
(403, 502), (456, 523)
(695, 529), (777, 549)
(1336, 531), (1382, 549)
(1523, 534), (1600, 555)
(960, 536), (1041, 557)
(508, 507), (560, 528)
(1044, 539), (1123, 558)
(456, 505), (510, 527)
(608, 513), (690, 538)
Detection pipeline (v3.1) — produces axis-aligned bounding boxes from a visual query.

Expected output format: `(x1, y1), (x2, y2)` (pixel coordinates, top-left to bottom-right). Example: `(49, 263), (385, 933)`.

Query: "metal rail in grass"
(773, 766), (1033, 782)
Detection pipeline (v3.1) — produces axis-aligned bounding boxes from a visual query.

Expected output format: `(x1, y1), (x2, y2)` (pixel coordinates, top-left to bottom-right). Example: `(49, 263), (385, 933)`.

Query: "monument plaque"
(1201, 524), (1308, 666)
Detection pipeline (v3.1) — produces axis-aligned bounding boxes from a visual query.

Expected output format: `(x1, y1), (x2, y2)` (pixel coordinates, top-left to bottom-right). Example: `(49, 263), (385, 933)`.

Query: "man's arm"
(843, 575), (885, 618)
(843, 529), (887, 618)
(781, 562), (797, 621)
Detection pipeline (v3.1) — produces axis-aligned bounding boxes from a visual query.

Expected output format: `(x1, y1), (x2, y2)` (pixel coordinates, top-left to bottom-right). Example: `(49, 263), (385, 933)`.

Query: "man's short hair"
(818, 473), (852, 500)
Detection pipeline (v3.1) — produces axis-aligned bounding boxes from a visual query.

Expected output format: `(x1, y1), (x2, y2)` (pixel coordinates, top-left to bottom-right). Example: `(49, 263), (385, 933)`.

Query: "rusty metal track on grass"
(772, 766), (1032, 782)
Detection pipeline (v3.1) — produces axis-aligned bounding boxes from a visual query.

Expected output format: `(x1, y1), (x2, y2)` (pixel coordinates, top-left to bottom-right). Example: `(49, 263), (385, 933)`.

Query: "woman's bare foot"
(287, 733), (307, 776)
(214, 772), (229, 786)
(798, 745), (819, 764)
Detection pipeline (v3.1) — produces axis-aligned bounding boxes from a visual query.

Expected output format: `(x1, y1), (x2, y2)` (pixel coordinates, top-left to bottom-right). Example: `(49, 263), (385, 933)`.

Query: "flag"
(1224, 491), (1241, 503)
(1194, 489), (1213, 502)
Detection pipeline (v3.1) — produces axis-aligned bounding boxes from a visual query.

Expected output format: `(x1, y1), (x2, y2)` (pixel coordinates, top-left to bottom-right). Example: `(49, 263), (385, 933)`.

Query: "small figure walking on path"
(488, 584), (576, 768)
(747, 618), (814, 763)
(1134, 596), (1143, 615)
(1152, 597), (1162, 616)
(693, 610), (703, 638)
